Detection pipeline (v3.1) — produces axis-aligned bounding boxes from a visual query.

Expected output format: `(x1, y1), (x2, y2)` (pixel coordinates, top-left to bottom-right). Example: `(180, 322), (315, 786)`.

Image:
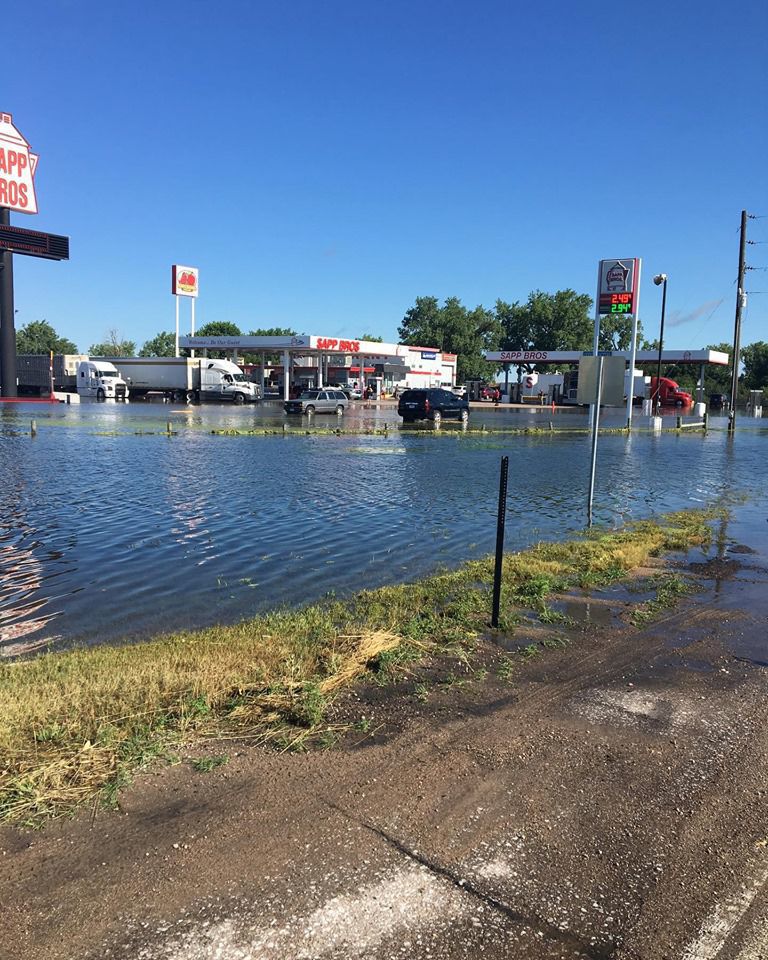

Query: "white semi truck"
(107, 357), (259, 404)
(16, 354), (129, 400)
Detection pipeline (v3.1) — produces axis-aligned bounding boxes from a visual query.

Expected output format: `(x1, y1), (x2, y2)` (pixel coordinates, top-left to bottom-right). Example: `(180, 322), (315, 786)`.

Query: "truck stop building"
(178, 335), (457, 400)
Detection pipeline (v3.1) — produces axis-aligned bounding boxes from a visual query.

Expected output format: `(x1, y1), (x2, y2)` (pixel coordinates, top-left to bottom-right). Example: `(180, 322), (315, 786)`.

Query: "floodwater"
(1, 399), (766, 656)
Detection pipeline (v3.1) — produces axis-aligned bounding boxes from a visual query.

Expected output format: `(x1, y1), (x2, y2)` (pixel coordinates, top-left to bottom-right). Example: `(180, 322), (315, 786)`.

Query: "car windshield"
(300, 391), (320, 399)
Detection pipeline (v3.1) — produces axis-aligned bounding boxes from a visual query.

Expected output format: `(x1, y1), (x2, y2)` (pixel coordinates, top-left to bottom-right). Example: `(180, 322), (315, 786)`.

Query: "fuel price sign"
(598, 259), (639, 315)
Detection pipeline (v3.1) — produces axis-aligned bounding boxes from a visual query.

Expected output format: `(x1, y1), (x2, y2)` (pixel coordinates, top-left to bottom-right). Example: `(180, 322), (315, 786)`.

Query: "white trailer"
(106, 357), (259, 404)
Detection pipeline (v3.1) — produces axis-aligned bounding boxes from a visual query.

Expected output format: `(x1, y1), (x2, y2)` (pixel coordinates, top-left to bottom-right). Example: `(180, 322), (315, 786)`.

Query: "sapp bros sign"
(0, 113), (39, 214)
(315, 337), (361, 352)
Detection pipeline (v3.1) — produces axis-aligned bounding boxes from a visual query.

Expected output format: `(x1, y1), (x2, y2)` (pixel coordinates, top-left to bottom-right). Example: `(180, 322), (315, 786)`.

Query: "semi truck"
(106, 357), (259, 404)
(17, 354), (128, 400)
(649, 376), (693, 407)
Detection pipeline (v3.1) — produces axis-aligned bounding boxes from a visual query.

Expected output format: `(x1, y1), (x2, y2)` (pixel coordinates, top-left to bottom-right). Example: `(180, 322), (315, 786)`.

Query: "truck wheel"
(96, 388), (105, 401)
(431, 409), (442, 426)
(192, 390), (200, 403)
(233, 392), (245, 405)
(336, 404), (344, 415)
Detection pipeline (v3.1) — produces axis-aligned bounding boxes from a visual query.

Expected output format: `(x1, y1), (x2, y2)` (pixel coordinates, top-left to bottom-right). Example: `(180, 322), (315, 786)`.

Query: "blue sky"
(6, 0), (767, 353)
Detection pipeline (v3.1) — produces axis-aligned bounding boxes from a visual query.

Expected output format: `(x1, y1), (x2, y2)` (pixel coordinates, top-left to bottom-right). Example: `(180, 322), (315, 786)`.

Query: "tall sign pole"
(0, 112), (68, 398)
(0, 207), (15, 396)
(728, 210), (748, 434)
(589, 262), (602, 434)
(625, 259), (642, 428)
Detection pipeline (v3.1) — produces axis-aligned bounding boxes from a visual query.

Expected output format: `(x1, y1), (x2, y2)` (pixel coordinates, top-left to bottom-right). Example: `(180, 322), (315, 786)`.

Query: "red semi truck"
(650, 376), (693, 407)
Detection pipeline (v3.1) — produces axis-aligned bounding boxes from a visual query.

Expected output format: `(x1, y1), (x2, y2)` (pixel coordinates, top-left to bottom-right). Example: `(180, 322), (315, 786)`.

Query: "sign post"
(171, 265), (199, 357)
(0, 112), (68, 398)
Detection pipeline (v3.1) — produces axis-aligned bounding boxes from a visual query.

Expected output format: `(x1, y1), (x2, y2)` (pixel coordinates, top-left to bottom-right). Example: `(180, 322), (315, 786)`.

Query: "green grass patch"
(190, 755), (229, 773)
(0, 507), (720, 825)
(629, 573), (697, 626)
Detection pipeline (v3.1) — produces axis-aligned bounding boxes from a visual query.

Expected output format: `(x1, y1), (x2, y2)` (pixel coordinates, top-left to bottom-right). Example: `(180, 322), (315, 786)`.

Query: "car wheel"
(304, 404), (315, 415)
(336, 404), (344, 415)
(431, 409), (442, 426)
(459, 408), (469, 423)
(96, 388), (105, 401)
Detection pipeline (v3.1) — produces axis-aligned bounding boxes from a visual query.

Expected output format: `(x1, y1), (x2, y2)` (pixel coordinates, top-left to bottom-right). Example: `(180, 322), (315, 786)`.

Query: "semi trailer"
(106, 357), (259, 403)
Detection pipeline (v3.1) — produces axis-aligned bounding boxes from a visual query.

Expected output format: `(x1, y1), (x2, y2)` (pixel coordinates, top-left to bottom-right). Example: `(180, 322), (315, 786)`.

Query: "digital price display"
(610, 292), (633, 313)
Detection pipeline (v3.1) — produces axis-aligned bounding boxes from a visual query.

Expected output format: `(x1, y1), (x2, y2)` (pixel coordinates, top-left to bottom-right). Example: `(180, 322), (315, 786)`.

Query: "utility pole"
(728, 209), (748, 433)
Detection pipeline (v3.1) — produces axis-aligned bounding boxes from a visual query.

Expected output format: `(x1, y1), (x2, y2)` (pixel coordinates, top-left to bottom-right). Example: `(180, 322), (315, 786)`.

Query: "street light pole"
(653, 274), (667, 416)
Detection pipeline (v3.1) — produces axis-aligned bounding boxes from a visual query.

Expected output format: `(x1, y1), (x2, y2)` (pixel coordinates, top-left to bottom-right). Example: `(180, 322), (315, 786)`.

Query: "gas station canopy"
(483, 349), (729, 366)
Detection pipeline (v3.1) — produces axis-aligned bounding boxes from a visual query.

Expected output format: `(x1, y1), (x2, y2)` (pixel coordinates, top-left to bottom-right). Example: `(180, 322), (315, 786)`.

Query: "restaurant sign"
(0, 113), (39, 214)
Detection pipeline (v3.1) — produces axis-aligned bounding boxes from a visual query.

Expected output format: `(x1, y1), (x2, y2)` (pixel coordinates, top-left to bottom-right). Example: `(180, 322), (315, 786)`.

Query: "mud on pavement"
(2, 512), (768, 960)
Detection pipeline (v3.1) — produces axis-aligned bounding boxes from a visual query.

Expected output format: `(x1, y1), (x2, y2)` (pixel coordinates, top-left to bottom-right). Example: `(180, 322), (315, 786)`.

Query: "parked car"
(284, 389), (349, 415)
(397, 388), (470, 425)
(332, 384), (363, 400)
(451, 385), (468, 398)
(709, 393), (728, 411)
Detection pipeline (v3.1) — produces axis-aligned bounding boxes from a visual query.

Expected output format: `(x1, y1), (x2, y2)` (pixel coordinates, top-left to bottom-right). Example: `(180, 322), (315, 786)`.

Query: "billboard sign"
(0, 113), (39, 215)
(171, 264), (199, 298)
(598, 258), (639, 315)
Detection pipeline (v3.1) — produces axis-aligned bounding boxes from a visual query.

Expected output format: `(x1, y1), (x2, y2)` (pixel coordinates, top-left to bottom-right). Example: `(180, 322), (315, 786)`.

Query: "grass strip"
(0, 507), (719, 826)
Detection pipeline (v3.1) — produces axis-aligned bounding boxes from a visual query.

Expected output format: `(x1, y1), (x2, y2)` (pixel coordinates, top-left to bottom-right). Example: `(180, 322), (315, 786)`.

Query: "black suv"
(397, 388), (470, 424)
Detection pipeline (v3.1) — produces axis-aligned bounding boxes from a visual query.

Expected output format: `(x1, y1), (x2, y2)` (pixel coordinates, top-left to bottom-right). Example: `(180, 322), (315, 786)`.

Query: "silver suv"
(284, 389), (349, 415)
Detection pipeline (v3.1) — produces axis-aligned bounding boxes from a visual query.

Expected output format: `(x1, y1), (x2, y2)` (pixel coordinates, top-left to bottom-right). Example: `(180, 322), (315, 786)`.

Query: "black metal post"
(653, 278), (667, 416)
(728, 210), (748, 433)
(0, 207), (17, 397)
(491, 455), (509, 628)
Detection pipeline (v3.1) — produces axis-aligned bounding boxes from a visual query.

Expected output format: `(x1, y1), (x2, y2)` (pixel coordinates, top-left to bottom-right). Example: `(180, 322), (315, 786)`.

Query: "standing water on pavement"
(1, 400), (765, 655)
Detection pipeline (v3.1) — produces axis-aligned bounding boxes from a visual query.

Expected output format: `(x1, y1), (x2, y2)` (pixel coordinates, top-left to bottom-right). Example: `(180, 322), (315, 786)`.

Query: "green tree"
(88, 328), (136, 356)
(598, 313), (644, 352)
(497, 290), (593, 359)
(248, 327), (297, 337)
(196, 321), (242, 337)
(139, 331), (177, 357)
(358, 333), (383, 342)
(16, 320), (78, 354)
(741, 341), (768, 392)
(398, 296), (500, 383)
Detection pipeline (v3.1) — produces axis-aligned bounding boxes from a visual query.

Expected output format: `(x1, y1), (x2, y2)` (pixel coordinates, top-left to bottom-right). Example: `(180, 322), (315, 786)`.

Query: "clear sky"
(5, 0), (767, 353)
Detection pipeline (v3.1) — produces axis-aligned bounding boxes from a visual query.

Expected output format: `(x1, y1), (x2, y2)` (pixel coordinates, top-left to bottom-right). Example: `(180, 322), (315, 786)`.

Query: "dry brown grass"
(0, 508), (718, 825)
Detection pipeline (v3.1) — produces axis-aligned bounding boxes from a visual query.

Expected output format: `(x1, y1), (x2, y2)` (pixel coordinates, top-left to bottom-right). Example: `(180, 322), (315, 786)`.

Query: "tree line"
(14, 301), (768, 394)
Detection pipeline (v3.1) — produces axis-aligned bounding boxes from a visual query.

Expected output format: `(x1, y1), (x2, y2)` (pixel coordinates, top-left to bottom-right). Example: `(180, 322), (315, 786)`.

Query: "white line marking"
(681, 859), (768, 960)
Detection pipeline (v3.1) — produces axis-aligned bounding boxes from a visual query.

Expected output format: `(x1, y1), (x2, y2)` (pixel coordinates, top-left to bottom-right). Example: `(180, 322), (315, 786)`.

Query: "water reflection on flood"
(0, 401), (765, 655)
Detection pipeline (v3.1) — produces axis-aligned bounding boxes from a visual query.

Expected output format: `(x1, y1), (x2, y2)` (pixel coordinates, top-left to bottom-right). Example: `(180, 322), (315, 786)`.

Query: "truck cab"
(201, 360), (259, 404)
(77, 361), (129, 400)
(650, 376), (693, 408)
